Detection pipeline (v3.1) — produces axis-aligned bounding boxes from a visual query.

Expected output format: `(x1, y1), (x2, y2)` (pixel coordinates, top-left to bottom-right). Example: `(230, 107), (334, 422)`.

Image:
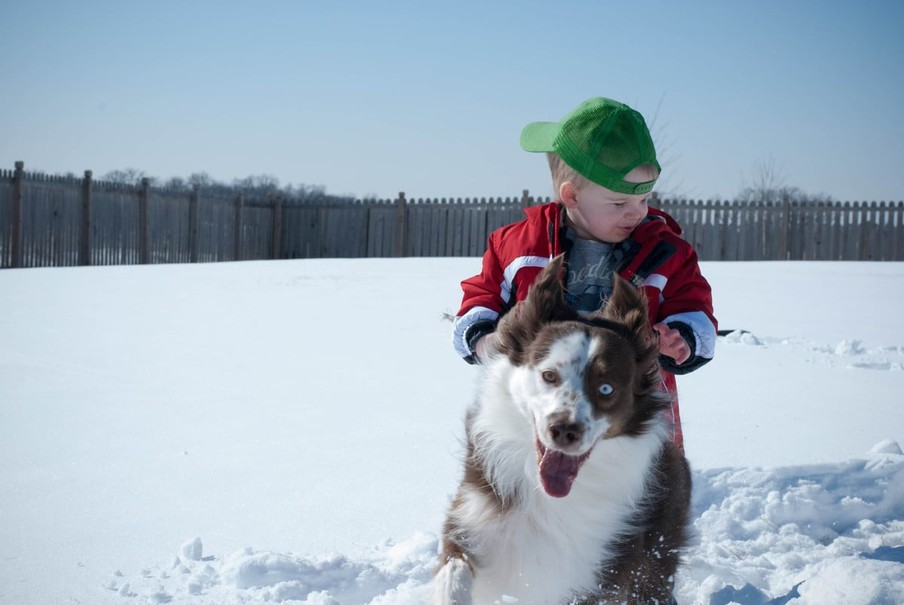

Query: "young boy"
(452, 97), (717, 448)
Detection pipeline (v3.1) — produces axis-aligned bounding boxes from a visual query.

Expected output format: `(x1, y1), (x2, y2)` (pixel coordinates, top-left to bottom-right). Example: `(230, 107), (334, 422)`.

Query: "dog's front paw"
(431, 558), (473, 605)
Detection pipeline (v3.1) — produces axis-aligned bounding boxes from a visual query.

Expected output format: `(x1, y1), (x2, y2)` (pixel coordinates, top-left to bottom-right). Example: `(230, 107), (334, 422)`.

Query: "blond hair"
(546, 153), (590, 194)
(546, 152), (660, 194)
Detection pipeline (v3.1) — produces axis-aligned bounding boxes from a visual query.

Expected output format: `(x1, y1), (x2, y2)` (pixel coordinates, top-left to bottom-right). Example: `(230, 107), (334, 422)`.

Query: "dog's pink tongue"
(539, 450), (581, 498)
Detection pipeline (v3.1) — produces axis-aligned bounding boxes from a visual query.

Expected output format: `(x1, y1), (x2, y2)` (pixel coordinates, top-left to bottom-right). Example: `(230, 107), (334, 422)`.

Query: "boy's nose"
(624, 201), (646, 220)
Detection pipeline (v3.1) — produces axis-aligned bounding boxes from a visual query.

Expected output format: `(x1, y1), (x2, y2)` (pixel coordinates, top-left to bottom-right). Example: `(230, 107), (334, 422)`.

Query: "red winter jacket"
(452, 202), (718, 448)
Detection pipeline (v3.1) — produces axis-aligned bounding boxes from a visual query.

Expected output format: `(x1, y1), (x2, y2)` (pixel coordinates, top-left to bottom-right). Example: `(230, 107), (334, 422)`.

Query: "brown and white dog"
(434, 256), (691, 605)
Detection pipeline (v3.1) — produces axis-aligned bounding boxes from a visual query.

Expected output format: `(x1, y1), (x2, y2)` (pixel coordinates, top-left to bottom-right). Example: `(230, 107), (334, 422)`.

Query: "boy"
(452, 97), (717, 448)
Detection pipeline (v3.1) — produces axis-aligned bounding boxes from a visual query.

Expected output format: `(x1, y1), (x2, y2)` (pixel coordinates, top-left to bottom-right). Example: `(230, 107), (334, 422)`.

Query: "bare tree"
(187, 172), (215, 188)
(283, 183), (328, 203)
(737, 156), (833, 204)
(737, 156), (787, 203)
(102, 168), (156, 186)
(644, 94), (688, 200)
(163, 176), (189, 191)
(54, 165), (345, 204)
(232, 174), (281, 193)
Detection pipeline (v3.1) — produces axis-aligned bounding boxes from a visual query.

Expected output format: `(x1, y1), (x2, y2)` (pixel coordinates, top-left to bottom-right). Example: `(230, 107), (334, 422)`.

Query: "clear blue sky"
(2, 0), (903, 202)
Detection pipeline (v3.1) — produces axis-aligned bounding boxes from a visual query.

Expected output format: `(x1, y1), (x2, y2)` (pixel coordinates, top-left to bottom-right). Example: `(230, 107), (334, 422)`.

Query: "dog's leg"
(432, 556), (473, 605)
(594, 444), (691, 604)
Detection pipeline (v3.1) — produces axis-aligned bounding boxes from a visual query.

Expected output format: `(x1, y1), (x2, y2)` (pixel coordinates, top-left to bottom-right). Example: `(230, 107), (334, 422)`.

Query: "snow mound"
(105, 533), (437, 604)
(870, 438), (904, 456)
(104, 453), (904, 604)
(718, 331), (904, 374)
(721, 330), (764, 345)
(794, 558), (904, 604)
(679, 449), (904, 604)
(835, 339), (865, 356)
(180, 537), (204, 562)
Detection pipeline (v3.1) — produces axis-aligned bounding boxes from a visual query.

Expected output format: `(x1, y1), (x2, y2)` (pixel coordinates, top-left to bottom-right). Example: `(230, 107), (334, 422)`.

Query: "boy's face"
(562, 181), (650, 244)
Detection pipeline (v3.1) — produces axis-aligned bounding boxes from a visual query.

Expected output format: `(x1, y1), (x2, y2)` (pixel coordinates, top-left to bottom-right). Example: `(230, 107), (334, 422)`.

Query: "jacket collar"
(525, 201), (681, 251)
(524, 201), (681, 282)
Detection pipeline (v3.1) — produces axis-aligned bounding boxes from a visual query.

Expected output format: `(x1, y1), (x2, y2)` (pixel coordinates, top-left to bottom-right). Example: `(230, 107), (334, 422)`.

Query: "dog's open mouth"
(536, 440), (592, 498)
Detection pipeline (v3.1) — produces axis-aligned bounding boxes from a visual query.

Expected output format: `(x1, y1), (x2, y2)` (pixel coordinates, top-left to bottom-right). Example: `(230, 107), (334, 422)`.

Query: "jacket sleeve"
(655, 243), (718, 375)
(452, 233), (507, 363)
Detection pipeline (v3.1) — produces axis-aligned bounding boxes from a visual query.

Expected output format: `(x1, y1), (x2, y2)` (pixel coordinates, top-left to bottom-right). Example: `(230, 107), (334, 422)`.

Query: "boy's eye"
(613, 198), (648, 208)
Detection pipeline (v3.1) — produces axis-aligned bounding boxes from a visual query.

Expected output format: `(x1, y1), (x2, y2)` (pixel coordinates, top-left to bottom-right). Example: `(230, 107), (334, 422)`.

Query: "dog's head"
(494, 255), (667, 497)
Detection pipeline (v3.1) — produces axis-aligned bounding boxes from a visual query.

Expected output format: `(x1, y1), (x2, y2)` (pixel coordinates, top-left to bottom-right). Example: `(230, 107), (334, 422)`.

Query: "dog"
(433, 256), (691, 605)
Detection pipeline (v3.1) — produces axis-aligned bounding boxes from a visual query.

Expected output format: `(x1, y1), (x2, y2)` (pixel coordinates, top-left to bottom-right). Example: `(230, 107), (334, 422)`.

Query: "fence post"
(521, 189), (531, 209)
(895, 201), (904, 261)
(395, 191), (407, 257)
(11, 161), (24, 268)
(271, 193), (283, 260)
(139, 178), (150, 264)
(234, 191), (244, 261)
(189, 184), (200, 263)
(780, 193), (791, 260)
(79, 170), (93, 266)
(861, 202), (877, 260)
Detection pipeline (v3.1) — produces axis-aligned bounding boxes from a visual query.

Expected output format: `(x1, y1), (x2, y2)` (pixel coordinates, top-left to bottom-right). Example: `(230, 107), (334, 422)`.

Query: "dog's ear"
(598, 275), (669, 425)
(598, 274), (649, 336)
(495, 255), (577, 364)
(599, 275), (659, 362)
(520, 255), (575, 323)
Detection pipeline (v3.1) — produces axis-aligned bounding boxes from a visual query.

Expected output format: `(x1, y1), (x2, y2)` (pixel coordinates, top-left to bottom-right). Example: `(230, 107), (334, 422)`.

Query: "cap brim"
(520, 121), (560, 152)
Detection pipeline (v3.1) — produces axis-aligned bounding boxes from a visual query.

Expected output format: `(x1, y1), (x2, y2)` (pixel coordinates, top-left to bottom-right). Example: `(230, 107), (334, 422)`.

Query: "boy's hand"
(653, 323), (691, 365)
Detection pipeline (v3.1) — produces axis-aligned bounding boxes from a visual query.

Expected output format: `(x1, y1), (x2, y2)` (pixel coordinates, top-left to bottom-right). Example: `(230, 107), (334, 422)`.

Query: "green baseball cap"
(520, 97), (660, 195)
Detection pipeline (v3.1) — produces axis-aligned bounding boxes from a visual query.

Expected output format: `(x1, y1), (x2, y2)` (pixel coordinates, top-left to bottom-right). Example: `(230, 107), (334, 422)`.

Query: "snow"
(1, 258), (902, 605)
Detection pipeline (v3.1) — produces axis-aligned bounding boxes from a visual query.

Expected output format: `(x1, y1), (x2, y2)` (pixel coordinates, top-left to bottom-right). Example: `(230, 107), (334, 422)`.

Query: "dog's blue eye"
(541, 370), (560, 385)
(599, 384), (614, 396)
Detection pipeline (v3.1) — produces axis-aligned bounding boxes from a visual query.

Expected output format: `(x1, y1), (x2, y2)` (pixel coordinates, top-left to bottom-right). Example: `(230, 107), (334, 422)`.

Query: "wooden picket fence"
(1, 162), (902, 268)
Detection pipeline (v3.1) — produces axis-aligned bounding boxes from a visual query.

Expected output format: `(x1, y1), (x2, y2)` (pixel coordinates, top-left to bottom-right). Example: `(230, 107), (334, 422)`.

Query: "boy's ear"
(559, 181), (579, 207)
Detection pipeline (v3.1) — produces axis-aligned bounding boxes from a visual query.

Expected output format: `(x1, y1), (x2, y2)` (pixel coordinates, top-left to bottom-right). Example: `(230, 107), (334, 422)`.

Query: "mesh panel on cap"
(599, 114), (643, 174)
(566, 105), (647, 177)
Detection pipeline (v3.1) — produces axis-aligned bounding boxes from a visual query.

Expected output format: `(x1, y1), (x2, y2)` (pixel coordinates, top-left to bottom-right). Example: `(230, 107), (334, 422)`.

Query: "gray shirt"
(564, 230), (628, 313)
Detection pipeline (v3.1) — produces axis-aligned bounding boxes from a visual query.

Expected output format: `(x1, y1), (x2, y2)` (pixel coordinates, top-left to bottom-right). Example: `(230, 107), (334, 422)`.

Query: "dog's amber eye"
(540, 370), (560, 385)
(598, 383), (614, 396)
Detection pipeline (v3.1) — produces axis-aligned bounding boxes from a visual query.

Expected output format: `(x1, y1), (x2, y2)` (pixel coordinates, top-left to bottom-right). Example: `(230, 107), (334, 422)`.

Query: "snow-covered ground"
(1, 258), (903, 605)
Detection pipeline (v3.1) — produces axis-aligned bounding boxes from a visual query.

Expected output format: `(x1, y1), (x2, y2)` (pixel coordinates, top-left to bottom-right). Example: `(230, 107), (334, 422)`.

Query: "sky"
(2, 0), (903, 202)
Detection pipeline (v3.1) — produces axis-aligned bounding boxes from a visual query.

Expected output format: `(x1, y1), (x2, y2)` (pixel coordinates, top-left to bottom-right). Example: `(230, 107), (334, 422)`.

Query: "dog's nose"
(550, 422), (584, 447)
